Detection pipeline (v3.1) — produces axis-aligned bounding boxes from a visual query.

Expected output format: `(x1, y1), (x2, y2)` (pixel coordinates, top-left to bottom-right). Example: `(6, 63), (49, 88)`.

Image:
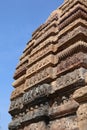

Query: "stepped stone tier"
(9, 0), (87, 130)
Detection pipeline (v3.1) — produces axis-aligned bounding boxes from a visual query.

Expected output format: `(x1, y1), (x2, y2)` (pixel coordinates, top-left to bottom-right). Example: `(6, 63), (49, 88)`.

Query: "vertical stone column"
(77, 103), (87, 130)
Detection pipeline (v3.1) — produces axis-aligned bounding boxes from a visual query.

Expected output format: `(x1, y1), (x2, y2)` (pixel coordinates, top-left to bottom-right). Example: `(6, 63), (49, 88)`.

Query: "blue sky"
(0, 0), (63, 129)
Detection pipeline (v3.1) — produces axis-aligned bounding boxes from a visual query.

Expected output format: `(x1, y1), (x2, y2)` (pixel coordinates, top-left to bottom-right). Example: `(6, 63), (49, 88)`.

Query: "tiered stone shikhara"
(9, 0), (87, 130)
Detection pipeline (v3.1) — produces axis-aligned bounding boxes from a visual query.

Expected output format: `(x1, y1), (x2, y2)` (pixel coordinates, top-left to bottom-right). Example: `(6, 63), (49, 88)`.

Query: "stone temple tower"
(9, 0), (87, 130)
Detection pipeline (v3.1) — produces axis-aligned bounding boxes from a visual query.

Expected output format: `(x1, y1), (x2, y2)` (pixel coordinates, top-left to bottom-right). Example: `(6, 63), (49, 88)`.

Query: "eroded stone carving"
(59, 7), (87, 31)
(9, 84), (51, 113)
(30, 36), (58, 56)
(58, 26), (87, 51)
(25, 67), (53, 88)
(27, 54), (57, 76)
(57, 52), (87, 76)
(56, 68), (86, 91)
(58, 41), (87, 61)
(23, 84), (51, 105)
(9, 97), (23, 112)
(60, 0), (87, 15)
(29, 43), (57, 66)
(34, 26), (58, 46)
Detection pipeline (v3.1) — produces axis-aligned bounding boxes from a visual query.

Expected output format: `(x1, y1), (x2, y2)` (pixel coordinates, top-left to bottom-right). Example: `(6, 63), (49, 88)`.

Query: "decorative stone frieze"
(27, 54), (58, 77)
(60, 0), (87, 16)
(58, 41), (87, 61)
(9, 84), (51, 113)
(56, 68), (87, 91)
(30, 36), (58, 57)
(57, 52), (87, 76)
(58, 18), (87, 39)
(23, 84), (51, 105)
(59, 4), (87, 30)
(33, 26), (58, 46)
(58, 26), (87, 52)
(25, 67), (54, 89)
(29, 43), (58, 66)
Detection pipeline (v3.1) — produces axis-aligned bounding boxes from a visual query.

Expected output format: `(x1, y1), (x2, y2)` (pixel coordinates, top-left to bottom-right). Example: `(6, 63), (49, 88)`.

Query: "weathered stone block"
(77, 103), (87, 130)
(49, 100), (79, 119)
(23, 84), (51, 105)
(29, 43), (58, 66)
(24, 121), (47, 130)
(73, 85), (87, 102)
(55, 68), (86, 92)
(49, 115), (78, 130)
(25, 67), (54, 89)
(57, 52), (87, 76)
(27, 54), (58, 77)
(12, 75), (25, 88)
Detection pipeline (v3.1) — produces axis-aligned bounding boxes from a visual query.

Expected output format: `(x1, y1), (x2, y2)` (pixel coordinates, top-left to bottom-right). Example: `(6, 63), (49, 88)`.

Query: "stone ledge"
(73, 85), (87, 102)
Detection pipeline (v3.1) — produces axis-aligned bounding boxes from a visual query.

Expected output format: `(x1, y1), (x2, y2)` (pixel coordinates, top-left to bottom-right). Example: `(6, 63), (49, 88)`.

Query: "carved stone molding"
(59, 4), (87, 31)
(34, 22), (58, 41)
(23, 84), (51, 105)
(25, 67), (54, 89)
(33, 26), (58, 46)
(9, 104), (48, 130)
(9, 98), (79, 129)
(29, 43), (58, 66)
(9, 84), (51, 113)
(60, 0), (87, 16)
(30, 36), (58, 57)
(49, 100), (79, 119)
(58, 41), (87, 61)
(12, 75), (26, 88)
(27, 54), (57, 77)
(59, 18), (87, 39)
(58, 26), (87, 52)
(9, 97), (23, 112)
(32, 10), (59, 40)
(73, 85), (87, 102)
(55, 68), (87, 92)
(57, 52), (87, 76)
(10, 85), (25, 100)
(14, 61), (27, 80)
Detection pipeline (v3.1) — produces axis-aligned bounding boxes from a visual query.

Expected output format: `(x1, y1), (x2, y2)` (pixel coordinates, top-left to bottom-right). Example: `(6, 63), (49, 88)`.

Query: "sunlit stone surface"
(9, 0), (87, 130)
